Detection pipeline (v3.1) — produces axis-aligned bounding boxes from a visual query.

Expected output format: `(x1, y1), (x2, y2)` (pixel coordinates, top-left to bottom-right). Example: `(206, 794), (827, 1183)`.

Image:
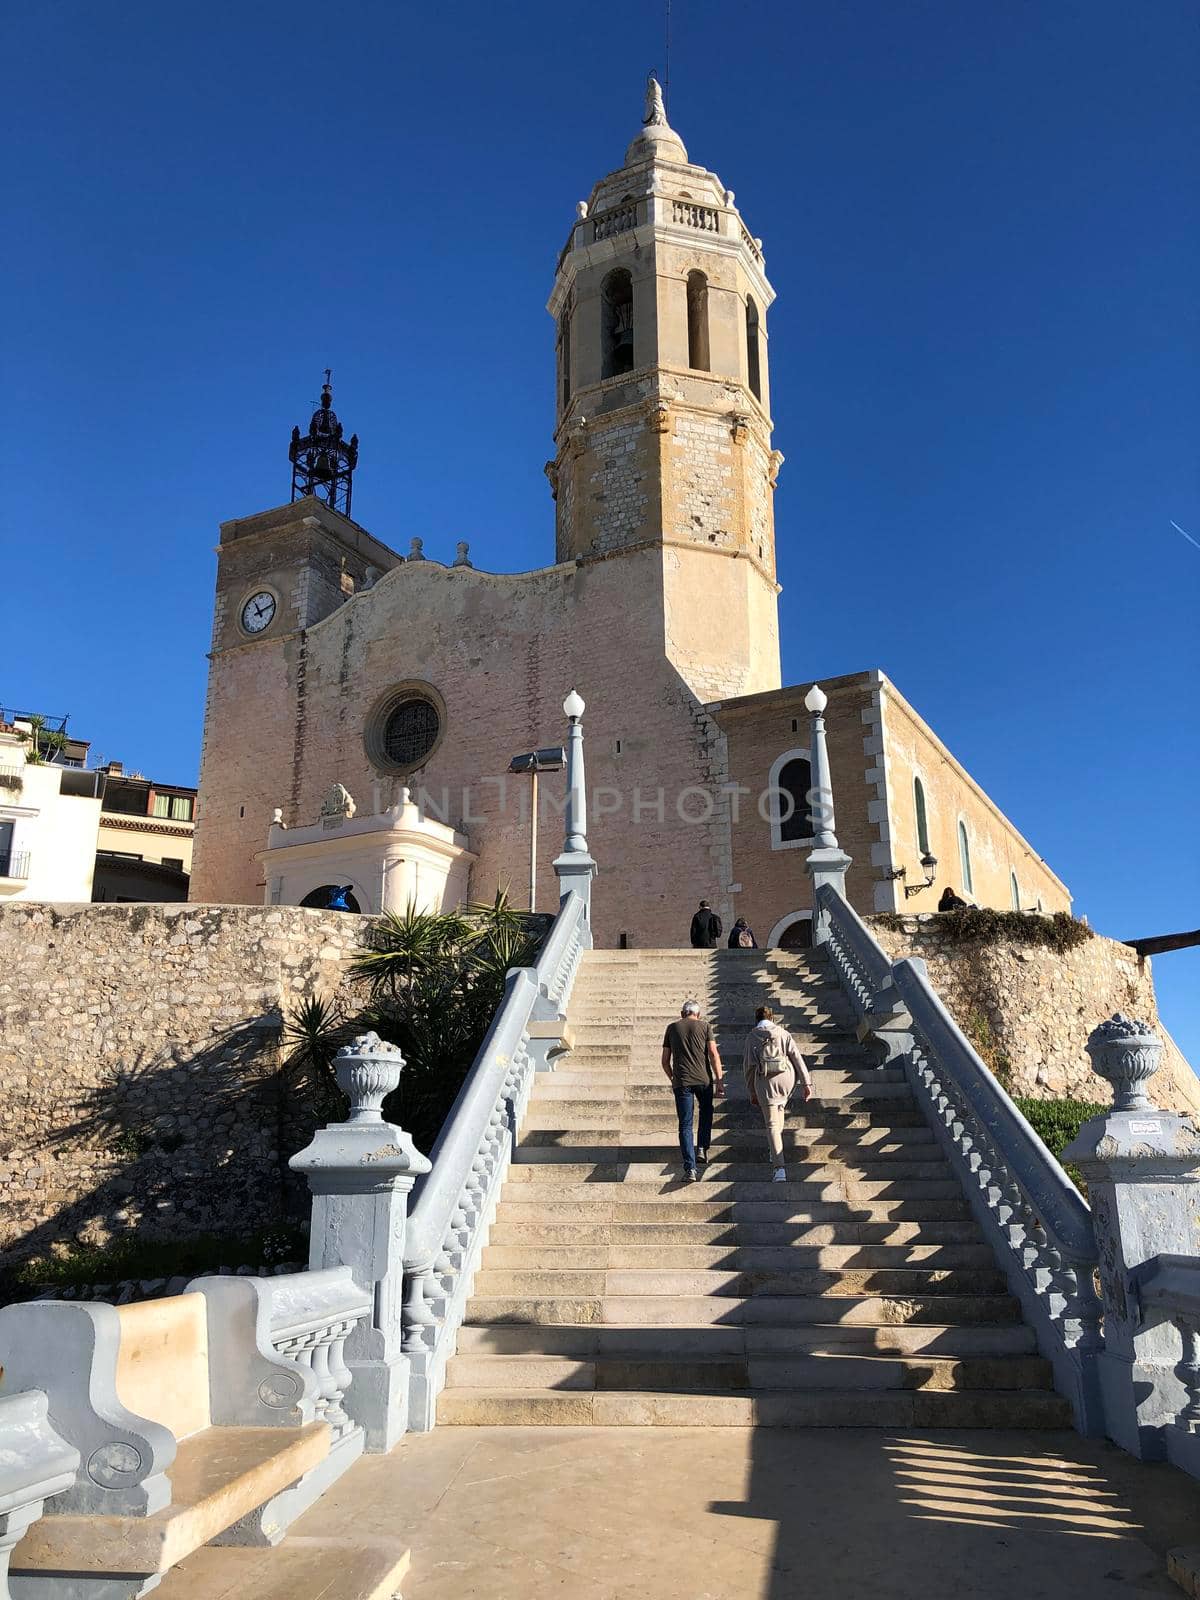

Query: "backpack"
(759, 1027), (789, 1078)
(736, 927), (754, 948)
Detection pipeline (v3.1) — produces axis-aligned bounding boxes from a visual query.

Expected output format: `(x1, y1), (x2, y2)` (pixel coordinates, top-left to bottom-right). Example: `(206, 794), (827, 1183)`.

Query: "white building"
(0, 721), (103, 901)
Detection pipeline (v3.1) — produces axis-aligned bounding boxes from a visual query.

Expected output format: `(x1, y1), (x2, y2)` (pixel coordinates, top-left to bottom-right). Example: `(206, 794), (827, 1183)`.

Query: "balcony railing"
(592, 201), (639, 241)
(0, 765), (24, 790)
(0, 850), (31, 881)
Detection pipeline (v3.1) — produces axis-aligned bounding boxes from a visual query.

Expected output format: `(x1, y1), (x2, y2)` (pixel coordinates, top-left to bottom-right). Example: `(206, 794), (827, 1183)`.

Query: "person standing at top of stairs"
(662, 1000), (726, 1181)
(689, 900), (722, 948)
(745, 1004), (813, 1184)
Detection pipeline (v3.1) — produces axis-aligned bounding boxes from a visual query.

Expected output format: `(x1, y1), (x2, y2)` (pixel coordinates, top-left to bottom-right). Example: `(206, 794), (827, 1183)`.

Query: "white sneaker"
(772, 1167), (787, 1183)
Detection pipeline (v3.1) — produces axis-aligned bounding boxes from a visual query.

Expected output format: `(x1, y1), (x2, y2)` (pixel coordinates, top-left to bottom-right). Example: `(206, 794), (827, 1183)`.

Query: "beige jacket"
(743, 1021), (811, 1106)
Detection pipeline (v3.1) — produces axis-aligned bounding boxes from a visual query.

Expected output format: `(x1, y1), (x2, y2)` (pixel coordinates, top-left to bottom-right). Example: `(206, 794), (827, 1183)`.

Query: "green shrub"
(876, 907), (1093, 954)
(1013, 1096), (1107, 1194)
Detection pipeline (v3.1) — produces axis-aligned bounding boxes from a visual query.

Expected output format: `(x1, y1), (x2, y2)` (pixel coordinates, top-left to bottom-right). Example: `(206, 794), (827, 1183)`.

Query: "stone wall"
(868, 912), (1200, 1117)
(0, 902), (367, 1267)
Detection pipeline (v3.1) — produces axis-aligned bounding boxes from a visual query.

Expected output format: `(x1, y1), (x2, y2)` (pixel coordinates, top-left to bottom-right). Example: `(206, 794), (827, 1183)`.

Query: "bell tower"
(546, 77), (783, 701)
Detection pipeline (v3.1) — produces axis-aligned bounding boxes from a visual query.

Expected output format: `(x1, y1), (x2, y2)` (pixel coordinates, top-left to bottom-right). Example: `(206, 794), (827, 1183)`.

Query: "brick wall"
(0, 903), (367, 1264)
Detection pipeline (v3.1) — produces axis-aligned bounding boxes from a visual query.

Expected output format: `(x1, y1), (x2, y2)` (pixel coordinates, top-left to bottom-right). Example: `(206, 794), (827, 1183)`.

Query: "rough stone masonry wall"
(869, 913), (1200, 1118)
(0, 903), (367, 1266)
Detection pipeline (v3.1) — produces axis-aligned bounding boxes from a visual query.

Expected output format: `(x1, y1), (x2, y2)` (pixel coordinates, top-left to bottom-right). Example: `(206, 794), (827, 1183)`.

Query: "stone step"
(496, 1196), (971, 1222)
(470, 1265), (1008, 1297)
(480, 1242), (996, 1271)
(454, 1321), (1038, 1357)
(444, 1349), (1052, 1393)
(505, 1168), (964, 1199)
(464, 1290), (1021, 1327)
(436, 1386), (1071, 1429)
(153, 1538), (411, 1600)
(487, 1219), (984, 1247)
(514, 1150), (951, 1183)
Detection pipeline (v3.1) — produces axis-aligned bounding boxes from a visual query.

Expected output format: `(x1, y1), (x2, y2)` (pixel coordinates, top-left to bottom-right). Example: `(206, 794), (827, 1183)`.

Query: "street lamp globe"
(563, 689), (586, 722)
(804, 684), (827, 714)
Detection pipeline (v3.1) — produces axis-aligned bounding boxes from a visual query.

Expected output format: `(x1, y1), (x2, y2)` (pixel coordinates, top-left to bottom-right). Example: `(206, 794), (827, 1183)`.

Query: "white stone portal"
(259, 788), (476, 916)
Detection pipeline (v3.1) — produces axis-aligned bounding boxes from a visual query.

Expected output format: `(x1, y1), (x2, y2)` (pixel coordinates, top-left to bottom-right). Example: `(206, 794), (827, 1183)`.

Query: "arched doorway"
(767, 911), (813, 950)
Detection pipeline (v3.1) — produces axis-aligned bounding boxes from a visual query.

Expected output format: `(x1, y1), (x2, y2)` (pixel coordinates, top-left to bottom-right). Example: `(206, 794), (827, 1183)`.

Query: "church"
(190, 81), (1070, 947)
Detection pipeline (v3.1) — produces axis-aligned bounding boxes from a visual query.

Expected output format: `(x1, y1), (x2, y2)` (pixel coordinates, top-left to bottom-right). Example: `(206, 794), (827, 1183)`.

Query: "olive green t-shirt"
(663, 1017), (714, 1088)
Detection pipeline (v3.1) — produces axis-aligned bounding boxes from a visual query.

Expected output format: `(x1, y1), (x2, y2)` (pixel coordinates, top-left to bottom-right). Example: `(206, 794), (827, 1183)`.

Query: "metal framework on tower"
(288, 371), (359, 517)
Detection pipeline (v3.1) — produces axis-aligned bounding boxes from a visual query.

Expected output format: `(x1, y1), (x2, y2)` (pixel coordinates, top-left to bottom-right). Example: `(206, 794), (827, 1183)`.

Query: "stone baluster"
(1176, 1320), (1200, 1430)
(1065, 1014), (1200, 1459)
(290, 1032), (431, 1453)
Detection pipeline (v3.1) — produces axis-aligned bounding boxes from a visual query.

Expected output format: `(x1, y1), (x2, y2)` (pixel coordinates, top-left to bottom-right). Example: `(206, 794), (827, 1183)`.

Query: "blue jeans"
(673, 1083), (714, 1172)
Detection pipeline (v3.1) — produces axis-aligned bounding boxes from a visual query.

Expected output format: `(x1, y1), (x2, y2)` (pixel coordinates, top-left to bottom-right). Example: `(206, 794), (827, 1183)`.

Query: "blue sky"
(5, 1), (1198, 1056)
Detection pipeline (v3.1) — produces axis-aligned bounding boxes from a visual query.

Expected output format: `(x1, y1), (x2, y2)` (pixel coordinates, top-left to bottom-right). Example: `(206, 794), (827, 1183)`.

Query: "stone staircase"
(438, 948), (1071, 1427)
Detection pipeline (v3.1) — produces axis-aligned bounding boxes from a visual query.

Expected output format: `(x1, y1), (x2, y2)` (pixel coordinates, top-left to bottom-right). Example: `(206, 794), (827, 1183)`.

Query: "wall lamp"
(883, 853), (938, 897)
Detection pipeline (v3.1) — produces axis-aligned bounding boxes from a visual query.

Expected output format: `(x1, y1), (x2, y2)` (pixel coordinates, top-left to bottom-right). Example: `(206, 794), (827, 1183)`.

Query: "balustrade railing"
(400, 890), (588, 1429)
(1130, 1255), (1200, 1476)
(740, 223), (762, 262)
(265, 1267), (372, 1443)
(0, 849), (30, 880)
(671, 199), (719, 232)
(592, 202), (639, 241)
(816, 882), (1105, 1434)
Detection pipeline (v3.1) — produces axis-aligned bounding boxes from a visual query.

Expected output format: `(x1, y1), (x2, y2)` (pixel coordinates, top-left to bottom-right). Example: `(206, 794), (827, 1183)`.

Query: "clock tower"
(191, 383), (400, 903)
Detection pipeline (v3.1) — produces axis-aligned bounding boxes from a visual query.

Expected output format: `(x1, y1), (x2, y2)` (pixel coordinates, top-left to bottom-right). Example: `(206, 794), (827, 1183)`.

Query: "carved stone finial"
(644, 74), (667, 127)
(319, 782), (356, 821)
(408, 537), (426, 561)
(334, 1032), (406, 1123)
(453, 540), (472, 567)
(271, 806), (285, 828)
(576, 200), (589, 219)
(1086, 1013), (1164, 1112)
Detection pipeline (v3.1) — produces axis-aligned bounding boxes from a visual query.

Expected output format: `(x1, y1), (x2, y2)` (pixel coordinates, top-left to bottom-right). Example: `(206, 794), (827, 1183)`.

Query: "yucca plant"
(288, 890), (549, 1154)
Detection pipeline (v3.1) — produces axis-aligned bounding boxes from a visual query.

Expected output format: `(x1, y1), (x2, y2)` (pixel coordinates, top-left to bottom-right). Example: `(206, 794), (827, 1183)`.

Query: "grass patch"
(8, 1223), (309, 1296)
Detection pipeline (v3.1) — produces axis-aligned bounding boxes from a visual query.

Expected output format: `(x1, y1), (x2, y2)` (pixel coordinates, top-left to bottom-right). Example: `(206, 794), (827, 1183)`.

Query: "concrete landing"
(291, 1425), (1200, 1599)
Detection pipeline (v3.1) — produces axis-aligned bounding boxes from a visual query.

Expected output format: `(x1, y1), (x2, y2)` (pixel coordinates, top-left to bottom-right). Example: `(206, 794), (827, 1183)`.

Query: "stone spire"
(624, 74), (687, 166)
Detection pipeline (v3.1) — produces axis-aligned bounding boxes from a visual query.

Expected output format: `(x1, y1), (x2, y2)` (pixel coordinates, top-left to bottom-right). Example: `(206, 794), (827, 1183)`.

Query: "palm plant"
(286, 891), (547, 1153)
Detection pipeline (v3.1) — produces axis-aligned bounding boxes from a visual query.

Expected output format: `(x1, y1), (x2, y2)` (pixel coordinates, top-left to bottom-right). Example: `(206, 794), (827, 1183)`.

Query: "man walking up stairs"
(438, 947), (1070, 1427)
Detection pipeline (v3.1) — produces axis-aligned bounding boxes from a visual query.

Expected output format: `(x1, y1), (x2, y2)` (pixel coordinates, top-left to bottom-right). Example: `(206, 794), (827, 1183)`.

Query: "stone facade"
(190, 87), (1074, 953)
(0, 903), (367, 1265)
(869, 913), (1200, 1116)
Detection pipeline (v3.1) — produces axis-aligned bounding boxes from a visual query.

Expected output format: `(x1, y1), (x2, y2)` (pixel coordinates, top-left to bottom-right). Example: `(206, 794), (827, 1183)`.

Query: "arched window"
(686, 271), (710, 371)
(746, 295), (761, 400)
(601, 269), (634, 378)
(768, 749), (815, 850)
(914, 776), (930, 855)
(1010, 871), (1021, 911)
(957, 820), (974, 897)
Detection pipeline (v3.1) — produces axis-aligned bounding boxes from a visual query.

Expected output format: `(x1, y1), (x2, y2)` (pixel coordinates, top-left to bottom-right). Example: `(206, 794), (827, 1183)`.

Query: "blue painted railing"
(400, 891), (589, 1429)
(816, 883), (1106, 1435)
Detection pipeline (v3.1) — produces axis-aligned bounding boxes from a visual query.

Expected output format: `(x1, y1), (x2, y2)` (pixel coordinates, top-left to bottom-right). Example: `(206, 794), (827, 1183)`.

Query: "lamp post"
(508, 747), (566, 912)
(552, 688), (596, 935)
(803, 684), (853, 946)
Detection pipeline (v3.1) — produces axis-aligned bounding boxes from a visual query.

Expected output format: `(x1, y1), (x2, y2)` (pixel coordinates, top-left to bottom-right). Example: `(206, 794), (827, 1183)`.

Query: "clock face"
(241, 591), (277, 635)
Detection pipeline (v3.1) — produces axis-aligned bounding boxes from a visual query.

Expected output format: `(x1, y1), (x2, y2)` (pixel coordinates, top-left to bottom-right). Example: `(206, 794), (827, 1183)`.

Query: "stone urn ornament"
(334, 1032), (406, 1123)
(1086, 1013), (1164, 1112)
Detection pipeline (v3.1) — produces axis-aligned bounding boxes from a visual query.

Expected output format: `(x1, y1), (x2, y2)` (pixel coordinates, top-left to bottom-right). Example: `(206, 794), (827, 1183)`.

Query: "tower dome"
(624, 75), (687, 166)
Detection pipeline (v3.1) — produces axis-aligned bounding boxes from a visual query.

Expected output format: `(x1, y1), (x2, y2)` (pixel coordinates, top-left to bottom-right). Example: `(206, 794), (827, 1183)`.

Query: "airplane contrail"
(1170, 520), (1200, 551)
